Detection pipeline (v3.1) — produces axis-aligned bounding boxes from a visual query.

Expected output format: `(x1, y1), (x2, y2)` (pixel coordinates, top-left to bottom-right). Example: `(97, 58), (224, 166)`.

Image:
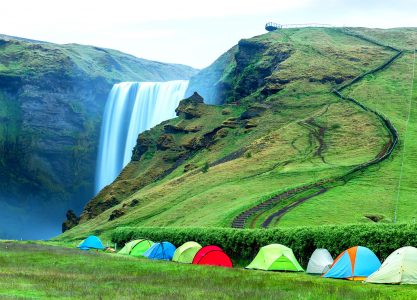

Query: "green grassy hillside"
(60, 27), (417, 240)
(278, 49), (417, 227)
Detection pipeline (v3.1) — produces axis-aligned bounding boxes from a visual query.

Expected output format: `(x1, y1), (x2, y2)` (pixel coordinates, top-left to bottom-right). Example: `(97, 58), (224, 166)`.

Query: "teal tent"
(77, 236), (105, 251)
(323, 246), (381, 280)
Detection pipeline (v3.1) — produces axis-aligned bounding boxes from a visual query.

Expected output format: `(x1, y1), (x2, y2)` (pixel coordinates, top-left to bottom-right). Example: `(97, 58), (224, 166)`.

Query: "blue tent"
(143, 242), (176, 260)
(323, 246), (381, 280)
(77, 236), (105, 251)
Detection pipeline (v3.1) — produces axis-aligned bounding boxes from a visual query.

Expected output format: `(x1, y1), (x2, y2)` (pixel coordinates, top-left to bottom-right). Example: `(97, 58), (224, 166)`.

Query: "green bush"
(201, 162), (210, 173)
(111, 224), (417, 267)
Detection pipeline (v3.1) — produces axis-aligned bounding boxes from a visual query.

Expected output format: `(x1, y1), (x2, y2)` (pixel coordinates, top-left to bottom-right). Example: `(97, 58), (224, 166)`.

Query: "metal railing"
(282, 23), (333, 28)
(265, 22), (334, 31)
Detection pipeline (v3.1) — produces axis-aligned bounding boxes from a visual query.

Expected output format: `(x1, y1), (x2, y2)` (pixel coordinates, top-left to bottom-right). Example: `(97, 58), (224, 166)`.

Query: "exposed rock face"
(164, 124), (202, 134)
(108, 208), (125, 221)
(129, 199), (140, 207)
(186, 38), (292, 104)
(62, 210), (80, 232)
(132, 92), (205, 162)
(183, 163), (198, 172)
(132, 131), (154, 161)
(157, 134), (176, 150)
(0, 35), (197, 239)
(222, 118), (241, 128)
(164, 124), (187, 134)
(175, 92), (204, 119)
(239, 105), (268, 120)
(233, 40), (291, 100)
(214, 128), (229, 139)
(186, 48), (238, 105)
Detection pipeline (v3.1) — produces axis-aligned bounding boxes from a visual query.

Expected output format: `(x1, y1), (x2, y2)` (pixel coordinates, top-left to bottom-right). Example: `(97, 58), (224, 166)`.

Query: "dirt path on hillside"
(231, 29), (401, 229)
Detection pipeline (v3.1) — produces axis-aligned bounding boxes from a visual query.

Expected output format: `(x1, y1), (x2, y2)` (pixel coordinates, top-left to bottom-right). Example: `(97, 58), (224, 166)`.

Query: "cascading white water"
(95, 80), (189, 193)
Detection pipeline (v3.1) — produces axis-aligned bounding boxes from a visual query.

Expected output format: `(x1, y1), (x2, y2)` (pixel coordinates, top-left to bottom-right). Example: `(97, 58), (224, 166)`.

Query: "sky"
(1, 0), (417, 68)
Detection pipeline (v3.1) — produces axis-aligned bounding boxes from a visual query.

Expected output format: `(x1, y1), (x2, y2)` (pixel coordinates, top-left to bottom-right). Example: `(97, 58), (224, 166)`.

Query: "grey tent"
(307, 248), (333, 274)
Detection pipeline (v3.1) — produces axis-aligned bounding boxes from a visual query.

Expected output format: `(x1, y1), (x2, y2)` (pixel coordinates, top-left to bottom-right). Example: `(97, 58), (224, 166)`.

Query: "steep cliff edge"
(0, 35), (197, 239)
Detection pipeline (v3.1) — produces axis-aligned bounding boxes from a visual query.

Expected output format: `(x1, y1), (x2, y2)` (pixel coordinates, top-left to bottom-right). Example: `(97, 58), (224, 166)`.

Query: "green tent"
(246, 244), (304, 272)
(118, 239), (153, 257)
(172, 241), (202, 263)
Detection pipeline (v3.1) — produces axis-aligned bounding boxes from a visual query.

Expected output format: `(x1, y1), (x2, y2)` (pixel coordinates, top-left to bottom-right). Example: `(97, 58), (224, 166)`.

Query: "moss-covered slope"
(0, 35), (197, 239)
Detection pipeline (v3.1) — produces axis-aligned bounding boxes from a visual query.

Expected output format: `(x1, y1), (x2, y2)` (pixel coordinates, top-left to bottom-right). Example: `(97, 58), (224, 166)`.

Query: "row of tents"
(78, 237), (233, 267)
(77, 236), (417, 284)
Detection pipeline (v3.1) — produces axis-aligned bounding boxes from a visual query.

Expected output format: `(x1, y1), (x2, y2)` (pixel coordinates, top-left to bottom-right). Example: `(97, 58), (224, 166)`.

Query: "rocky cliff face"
(185, 47), (237, 105)
(0, 35), (197, 239)
(186, 37), (292, 105)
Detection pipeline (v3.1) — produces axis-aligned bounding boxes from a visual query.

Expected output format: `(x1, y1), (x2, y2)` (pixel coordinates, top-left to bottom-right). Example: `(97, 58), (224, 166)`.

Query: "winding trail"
(298, 117), (327, 164)
(231, 29), (401, 229)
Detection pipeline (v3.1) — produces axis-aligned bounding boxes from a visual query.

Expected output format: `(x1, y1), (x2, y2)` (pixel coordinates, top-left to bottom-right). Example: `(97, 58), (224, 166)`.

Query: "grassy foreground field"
(0, 242), (416, 299)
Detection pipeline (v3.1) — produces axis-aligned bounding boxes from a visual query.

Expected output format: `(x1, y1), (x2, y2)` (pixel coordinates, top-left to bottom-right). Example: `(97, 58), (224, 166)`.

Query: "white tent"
(306, 248), (333, 274)
(365, 246), (417, 284)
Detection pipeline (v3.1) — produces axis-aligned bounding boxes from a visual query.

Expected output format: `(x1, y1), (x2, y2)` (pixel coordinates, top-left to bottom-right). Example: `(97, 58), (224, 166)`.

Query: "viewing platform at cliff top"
(265, 23), (333, 31)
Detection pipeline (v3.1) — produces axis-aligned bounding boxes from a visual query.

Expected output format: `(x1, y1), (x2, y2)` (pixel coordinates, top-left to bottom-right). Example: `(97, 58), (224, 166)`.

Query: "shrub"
(111, 224), (417, 267)
(331, 123), (341, 130)
(201, 162), (210, 173)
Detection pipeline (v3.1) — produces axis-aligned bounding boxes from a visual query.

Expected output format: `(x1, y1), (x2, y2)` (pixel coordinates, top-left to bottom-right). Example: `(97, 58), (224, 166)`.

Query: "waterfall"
(95, 80), (189, 193)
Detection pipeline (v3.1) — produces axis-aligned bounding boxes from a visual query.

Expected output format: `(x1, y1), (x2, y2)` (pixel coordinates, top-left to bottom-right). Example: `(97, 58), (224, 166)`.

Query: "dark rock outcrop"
(185, 48), (238, 105)
(164, 124), (188, 134)
(164, 124), (202, 134)
(186, 37), (292, 104)
(184, 163), (198, 173)
(109, 208), (125, 221)
(129, 199), (140, 207)
(222, 118), (241, 128)
(132, 131), (154, 161)
(239, 106), (267, 120)
(230, 39), (292, 101)
(176, 92), (204, 119)
(62, 210), (80, 232)
(157, 134), (176, 150)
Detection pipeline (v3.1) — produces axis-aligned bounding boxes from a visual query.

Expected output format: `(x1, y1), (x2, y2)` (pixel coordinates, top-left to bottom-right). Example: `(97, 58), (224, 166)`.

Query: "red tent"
(192, 245), (233, 268)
